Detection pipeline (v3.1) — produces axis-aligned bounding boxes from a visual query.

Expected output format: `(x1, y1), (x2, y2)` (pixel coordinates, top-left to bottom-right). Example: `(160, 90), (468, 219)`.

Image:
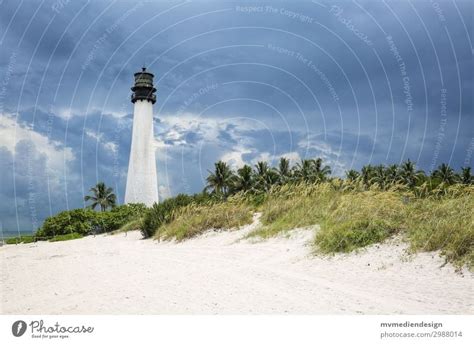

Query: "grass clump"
(316, 220), (396, 253)
(110, 218), (143, 235)
(405, 193), (474, 268)
(315, 191), (406, 253)
(49, 233), (84, 242)
(5, 235), (36, 244)
(155, 198), (253, 241)
(249, 183), (339, 238)
(140, 193), (212, 238)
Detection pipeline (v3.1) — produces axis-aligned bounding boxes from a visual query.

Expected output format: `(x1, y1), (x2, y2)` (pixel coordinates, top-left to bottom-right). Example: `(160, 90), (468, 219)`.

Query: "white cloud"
(85, 129), (117, 153)
(250, 152), (273, 165)
(298, 134), (347, 176)
(221, 148), (252, 169)
(157, 112), (259, 146)
(0, 114), (74, 172)
(279, 151), (301, 164)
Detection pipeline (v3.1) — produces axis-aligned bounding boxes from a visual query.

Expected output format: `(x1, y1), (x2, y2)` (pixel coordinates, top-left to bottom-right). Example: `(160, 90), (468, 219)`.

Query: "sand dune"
(1, 215), (473, 314)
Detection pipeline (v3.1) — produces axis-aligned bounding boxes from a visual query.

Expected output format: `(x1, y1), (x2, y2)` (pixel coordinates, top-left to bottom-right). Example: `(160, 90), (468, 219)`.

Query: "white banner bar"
(1, 315), (472, 344)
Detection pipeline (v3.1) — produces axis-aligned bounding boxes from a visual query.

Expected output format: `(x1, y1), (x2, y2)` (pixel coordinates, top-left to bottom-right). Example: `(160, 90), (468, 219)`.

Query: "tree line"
(205, 157), (473, 198)
(80, 158), (472, 210)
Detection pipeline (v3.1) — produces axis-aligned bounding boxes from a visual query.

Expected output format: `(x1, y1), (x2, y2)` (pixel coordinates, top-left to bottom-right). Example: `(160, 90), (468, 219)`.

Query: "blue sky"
(0, 0), (472, 233)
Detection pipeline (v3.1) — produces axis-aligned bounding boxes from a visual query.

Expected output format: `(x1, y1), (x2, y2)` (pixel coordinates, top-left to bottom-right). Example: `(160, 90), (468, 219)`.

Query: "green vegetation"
(180, 158), (471, 268)
(5, 235), (36, 244)
(128, 158), (472, 268)
(18, 162), (472, 269)
(315, 189), (406, 253)
(155, 198), (253, 241)
(140, 193), (212, 238)
(249, 183), (338, 238)
(37, 208), (97, 237)
(35, 203), (146, 239)
(95, 203), (147, 233)
(31, 181), (145, 242)
(49, 232), (84, 242)
(5, 232), (83, 244)
(110, 218), (142, 235)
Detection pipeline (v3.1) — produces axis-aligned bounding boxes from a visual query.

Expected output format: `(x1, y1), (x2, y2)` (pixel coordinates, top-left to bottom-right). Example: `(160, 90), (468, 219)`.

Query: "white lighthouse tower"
(124, 67), (159, 206)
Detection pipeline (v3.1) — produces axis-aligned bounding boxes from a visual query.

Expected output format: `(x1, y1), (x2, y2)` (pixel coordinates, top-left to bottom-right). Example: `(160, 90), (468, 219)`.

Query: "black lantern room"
(131, 67), (157, 104)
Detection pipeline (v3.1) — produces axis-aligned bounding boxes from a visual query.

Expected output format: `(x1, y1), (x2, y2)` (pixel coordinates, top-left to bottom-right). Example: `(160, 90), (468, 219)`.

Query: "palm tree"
(254, 161), (278, 192)
(385, 164), (399, 184)
(314, 158), (332, 181)
(205, 161), (234, 197)
(234, 164), (254, 192)
(294, 159), (316, 182)
(84, 182), (116, 211)
(345, 169), (360, 182)
(432, 163), (457, 185)
(294, 158), (331, 183)
(460, 167), (473, 185)
(277, 157), (292, 183)
(361, 164), (374, 187)
(371, 164), (388, 189)
(399, 159), (421, 188)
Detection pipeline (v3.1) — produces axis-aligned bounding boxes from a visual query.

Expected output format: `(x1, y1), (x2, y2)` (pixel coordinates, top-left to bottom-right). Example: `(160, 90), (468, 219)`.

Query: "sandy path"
(1, 214), (473, 314)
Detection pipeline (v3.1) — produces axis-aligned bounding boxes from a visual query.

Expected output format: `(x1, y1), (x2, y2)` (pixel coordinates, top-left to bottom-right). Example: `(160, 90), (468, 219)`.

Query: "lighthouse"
(124, 67), (159, 206)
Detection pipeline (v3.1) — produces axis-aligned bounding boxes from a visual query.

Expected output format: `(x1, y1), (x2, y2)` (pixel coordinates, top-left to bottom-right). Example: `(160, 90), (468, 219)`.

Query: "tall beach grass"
(154, 197), (253, 241)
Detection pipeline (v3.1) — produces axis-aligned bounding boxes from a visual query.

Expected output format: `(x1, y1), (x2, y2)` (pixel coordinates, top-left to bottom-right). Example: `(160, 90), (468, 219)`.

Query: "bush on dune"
(94, 203), (147, 233)
(35, 203), (146, 239)
(36, 208), (97, 238)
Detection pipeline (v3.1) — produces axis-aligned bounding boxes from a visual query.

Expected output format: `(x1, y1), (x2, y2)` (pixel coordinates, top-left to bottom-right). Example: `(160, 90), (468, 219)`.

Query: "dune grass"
(315, 190), (407, 253)
(48, 232), (83, 242)
(313, 187), (474, 269)
(154, 198), (253, 241)
(5, 235), (36, 244)
(5, 232), (85, 244)
(404, 194), (474, 268)
(244, 183), (474, 268)
(247, 183), (339, 238)
(109, 218), (143, 235)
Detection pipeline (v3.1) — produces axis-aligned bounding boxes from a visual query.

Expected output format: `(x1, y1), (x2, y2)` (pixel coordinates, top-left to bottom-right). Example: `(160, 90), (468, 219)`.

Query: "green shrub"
(93, 203), (146, 233)
(37, 208), (97, 237)
(36, 203), (147, 237)
(141, 193), (212, 238)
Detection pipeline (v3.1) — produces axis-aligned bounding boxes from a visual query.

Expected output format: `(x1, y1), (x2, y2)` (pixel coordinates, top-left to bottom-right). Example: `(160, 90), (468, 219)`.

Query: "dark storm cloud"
(0, 0), (472, 232)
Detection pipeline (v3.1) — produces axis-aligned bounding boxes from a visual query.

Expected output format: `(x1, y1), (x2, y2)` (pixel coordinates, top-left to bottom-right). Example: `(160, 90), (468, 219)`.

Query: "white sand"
(1, 214), (473, 314)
